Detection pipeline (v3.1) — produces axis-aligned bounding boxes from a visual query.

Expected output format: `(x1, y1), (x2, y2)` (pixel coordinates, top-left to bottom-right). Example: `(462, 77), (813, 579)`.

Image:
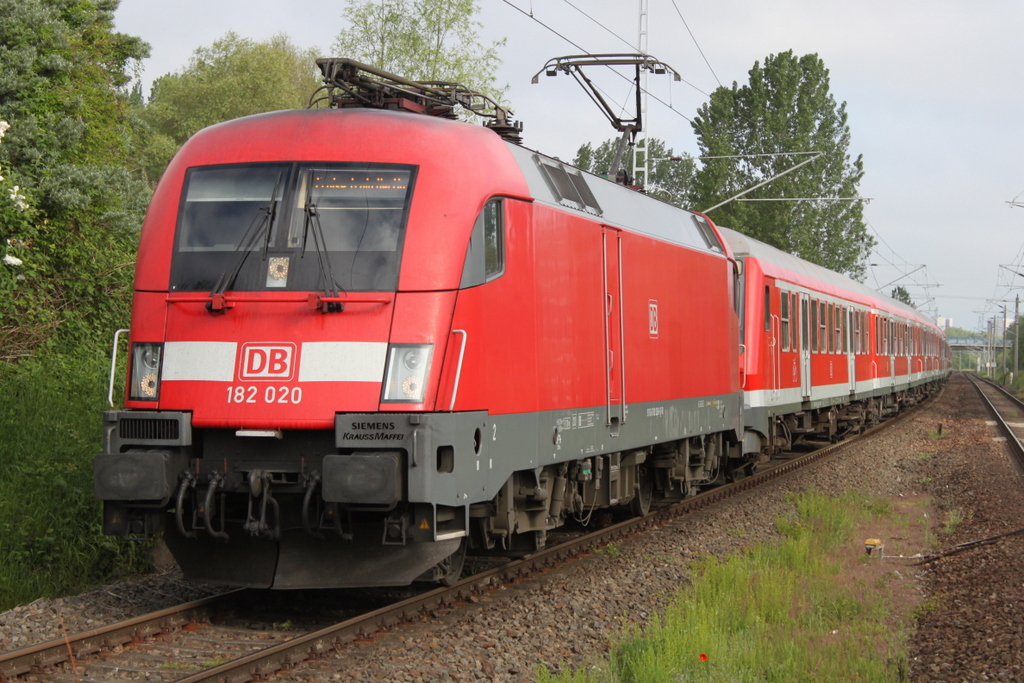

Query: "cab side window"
(460, 198), (505, 288)
(482, 199), (504, 280)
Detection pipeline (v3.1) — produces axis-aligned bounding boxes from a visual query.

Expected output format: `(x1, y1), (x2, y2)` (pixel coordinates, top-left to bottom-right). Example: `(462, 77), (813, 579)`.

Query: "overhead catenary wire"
(668, 0), (722, 88)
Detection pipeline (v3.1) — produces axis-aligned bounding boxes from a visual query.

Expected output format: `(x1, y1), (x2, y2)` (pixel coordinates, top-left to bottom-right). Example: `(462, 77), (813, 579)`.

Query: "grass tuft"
(541, 490), (911, 683)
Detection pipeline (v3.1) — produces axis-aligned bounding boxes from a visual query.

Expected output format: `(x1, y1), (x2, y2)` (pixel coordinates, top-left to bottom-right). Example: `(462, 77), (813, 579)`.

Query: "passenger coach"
(722, 227), (950, 457)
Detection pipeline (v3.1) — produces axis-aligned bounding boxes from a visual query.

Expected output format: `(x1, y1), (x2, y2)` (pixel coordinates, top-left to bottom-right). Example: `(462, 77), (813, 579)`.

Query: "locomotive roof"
(503, 143), (730, 260)
(718, 226), (938, 329)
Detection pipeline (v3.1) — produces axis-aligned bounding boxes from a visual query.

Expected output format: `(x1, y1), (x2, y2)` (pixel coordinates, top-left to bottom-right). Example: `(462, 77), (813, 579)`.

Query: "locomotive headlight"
(382, 344), (432, 403)
(129, 342), (164, 401)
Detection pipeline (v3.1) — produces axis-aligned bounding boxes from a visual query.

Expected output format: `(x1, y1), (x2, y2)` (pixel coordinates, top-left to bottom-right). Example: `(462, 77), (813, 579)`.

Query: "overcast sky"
(113, 0), (1024, 332)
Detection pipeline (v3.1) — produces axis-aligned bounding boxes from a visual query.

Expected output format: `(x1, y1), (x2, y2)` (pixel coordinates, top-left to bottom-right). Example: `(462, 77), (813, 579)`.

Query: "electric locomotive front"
(94, 108), (531, 587)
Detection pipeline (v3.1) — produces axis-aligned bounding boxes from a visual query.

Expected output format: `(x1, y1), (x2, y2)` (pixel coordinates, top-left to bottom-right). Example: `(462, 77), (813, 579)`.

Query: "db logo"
(648, 300), (659, 338)
(239, 343), (296, 380)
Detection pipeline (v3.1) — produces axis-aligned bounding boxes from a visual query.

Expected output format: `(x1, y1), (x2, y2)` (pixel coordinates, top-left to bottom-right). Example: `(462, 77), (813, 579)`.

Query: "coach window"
(764, 286), (772, 332)
(819, 301), (828, 353)
(780, 292), (790, 351)
(837, 306), (842, 353)
(791, 294), (799, 351)
(836, 306), (842, 353)
(810, 299), (818, 351)
(851, 310), (859, 354)
(459, 198), (505, 288)
(826, 304), (834, 353)
(863, 312), (870, 355)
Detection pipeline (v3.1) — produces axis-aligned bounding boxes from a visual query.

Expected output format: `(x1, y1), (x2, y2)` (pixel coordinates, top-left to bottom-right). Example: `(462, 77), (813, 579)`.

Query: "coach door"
(889, 318), (897, 389)
(799, 293), (812, 399)
(848, 308), (857, 394)
(602, 227), (625, 431)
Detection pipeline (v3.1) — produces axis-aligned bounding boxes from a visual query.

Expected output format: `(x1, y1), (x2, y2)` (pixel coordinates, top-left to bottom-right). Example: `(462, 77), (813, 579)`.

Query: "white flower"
(8, 185), (27, 211)
(0, 120), (9, 141)
(3, 253), (23, 267)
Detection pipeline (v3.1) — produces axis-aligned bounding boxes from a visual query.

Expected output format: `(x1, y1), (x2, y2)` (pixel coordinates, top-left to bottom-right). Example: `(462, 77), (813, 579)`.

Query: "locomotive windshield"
(170, 162), (415, 293)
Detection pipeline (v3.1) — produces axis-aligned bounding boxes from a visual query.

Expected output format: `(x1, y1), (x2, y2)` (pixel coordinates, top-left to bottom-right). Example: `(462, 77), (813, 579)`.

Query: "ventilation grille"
(119, 418), (180, 442)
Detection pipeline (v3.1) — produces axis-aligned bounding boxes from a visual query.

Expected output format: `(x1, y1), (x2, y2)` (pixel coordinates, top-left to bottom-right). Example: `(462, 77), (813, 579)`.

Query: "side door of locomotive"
(602, 226), (625, 429)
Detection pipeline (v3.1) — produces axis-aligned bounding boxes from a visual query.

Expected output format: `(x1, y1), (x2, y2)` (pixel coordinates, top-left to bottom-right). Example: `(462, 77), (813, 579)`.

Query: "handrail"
(449, 330), (468, 411)
(107, 328), (130, 408)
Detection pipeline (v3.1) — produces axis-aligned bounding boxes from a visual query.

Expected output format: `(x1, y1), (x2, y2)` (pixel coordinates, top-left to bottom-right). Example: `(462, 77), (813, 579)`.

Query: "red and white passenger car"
(723, 227), (951, 456)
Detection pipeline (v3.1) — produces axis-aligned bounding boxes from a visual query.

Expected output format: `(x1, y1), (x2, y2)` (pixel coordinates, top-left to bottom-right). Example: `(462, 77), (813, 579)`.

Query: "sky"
(113, 0), (1024, 332)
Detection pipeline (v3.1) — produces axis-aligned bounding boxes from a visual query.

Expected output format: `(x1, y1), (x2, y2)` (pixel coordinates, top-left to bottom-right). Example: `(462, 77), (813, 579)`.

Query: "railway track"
(0, 393), (936, 683)
(965, 373), (1024, 471)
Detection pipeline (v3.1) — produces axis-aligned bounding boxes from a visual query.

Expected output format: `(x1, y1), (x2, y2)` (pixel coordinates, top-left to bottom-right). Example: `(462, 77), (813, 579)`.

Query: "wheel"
(438, 537), (468, 587)
(630, 466), (653, 517)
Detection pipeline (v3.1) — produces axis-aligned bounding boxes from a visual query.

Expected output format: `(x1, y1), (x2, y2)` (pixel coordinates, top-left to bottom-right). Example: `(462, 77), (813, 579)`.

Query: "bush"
(0, 350), (150, 610)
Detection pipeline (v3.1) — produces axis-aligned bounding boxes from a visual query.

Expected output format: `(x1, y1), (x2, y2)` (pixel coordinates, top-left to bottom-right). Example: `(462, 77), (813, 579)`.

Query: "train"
(94, 59), (951, 588)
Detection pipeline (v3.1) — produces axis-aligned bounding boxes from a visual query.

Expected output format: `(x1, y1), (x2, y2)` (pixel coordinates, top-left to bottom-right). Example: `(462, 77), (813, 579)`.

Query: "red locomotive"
(94, 60), (949, 588)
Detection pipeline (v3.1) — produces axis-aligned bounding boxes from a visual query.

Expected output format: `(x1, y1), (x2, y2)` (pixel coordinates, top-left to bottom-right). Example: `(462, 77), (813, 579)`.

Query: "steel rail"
(0, 590), (246, 679)
(0, 390), (938, 682)
(965, 373), (1024, 469)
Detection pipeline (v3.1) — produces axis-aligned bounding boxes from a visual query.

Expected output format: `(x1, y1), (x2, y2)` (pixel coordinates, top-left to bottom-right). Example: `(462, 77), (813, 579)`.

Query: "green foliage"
(890, 285), (915, 308)
(691, 51), (874, 280)
(0, 354), (151, 610)
(573, 137), (696, 207)
(0, 0), (154, 608)
(0, 0), (150, 359)
(544, 491), (908, 683)
(333, 0), (505, 101)
(141, 32), (322, 179)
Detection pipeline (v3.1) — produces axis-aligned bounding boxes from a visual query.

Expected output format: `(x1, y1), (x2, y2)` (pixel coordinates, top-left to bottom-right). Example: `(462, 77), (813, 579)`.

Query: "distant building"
(988, 316), (1012, 338)
(936, 317), (953, 331)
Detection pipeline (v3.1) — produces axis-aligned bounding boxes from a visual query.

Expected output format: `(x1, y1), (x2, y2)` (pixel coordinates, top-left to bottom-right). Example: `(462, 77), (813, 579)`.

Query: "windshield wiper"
(301, 177), (346, 312)
(207, 171), (284, 313)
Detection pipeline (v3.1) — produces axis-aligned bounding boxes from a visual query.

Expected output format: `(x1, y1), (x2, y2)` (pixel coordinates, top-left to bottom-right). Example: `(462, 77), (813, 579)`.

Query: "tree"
(333, 0), (504, 101)
(0, 0), (154, 609)
(0, 0), (151, 358)
(690, 51), (874, 280)
(573, 137), (696, 208)
(890, 285), (915, 308)
(140, 32), (321, 181)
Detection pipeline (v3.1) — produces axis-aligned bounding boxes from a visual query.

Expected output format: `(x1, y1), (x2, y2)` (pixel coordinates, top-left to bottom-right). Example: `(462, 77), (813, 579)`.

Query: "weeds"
(595, 542), (622, 558)
(941, 508), (967, 534)
(541, 490), (911, 683)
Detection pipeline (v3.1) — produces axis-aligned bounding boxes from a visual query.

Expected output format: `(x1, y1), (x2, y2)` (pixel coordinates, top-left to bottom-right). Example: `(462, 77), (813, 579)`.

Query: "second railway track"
(966, 373), (1024, 472)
